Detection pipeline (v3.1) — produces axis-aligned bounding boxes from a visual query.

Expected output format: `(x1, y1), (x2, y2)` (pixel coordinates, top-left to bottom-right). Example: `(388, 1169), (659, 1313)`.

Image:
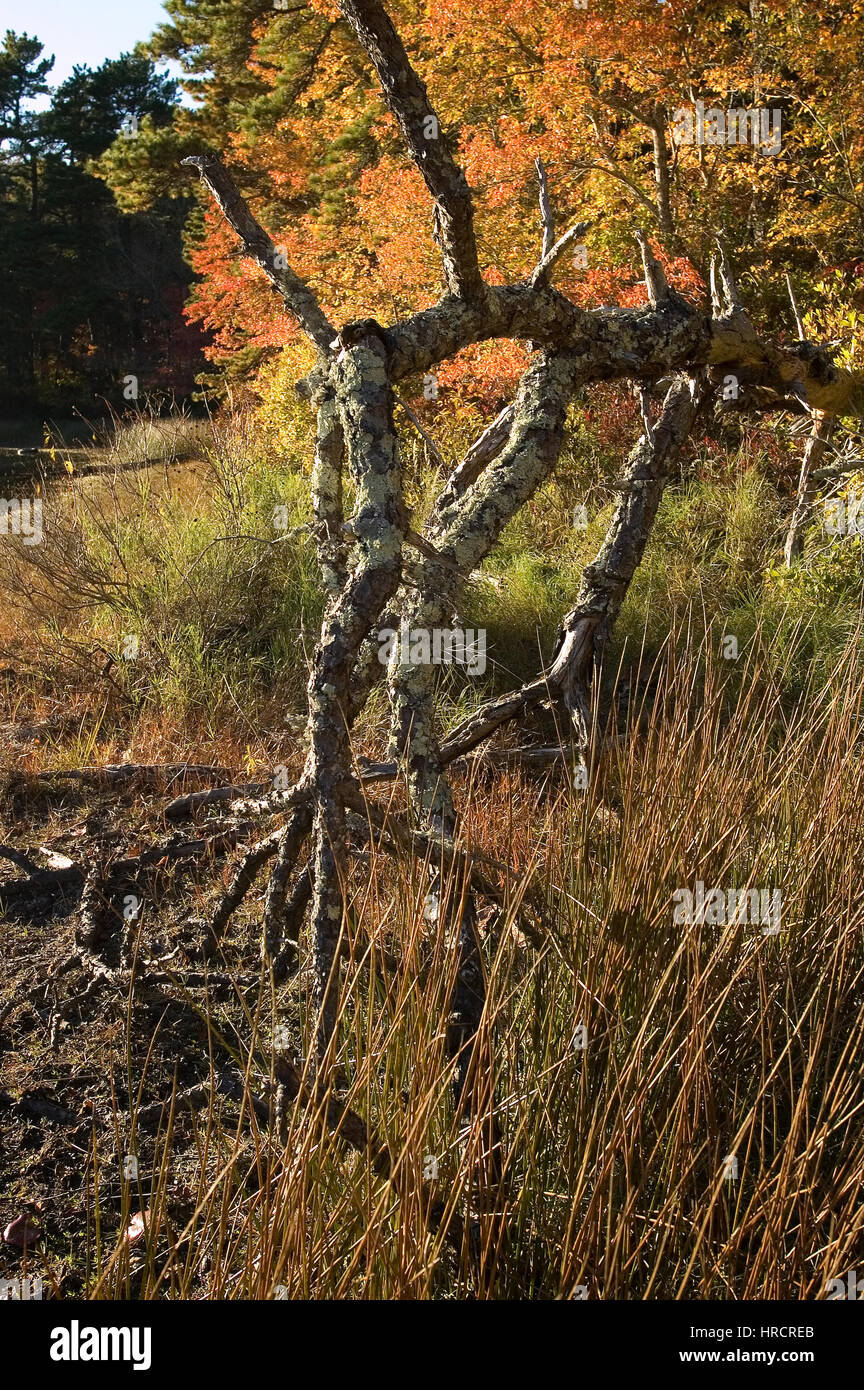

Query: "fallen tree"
(7, 0), (862, 1198)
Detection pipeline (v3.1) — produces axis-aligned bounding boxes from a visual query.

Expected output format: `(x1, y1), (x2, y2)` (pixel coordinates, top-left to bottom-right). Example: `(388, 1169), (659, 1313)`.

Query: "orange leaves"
(434, 340), (531, 407)
(354, 162), (440, 305)
(184, 208), (295, 358)
(462, 120), (542, 207)
(179, 0), (864, 398)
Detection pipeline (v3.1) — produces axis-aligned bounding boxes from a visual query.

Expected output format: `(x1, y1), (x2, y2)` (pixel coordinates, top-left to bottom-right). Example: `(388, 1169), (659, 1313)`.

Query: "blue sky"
(4, 0), (180, 97)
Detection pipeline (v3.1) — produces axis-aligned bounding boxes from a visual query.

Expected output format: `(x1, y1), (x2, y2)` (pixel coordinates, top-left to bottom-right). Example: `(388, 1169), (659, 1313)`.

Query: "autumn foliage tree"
(101, 0), (864, 410)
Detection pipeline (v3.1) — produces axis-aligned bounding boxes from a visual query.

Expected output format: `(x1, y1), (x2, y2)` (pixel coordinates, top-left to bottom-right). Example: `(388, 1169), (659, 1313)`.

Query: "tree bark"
(182, 0), (853, 1120)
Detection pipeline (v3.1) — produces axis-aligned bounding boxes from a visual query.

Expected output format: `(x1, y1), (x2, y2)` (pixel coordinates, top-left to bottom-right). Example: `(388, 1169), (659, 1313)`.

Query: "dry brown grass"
(3, 618), (862, 1299)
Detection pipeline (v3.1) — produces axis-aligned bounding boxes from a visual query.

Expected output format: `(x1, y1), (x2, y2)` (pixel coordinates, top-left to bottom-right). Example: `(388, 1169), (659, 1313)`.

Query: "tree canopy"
(110, 0), (864, 402)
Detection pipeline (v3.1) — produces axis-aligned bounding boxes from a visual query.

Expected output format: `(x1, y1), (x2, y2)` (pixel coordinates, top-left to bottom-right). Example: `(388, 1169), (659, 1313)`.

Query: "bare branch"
(636, 384), (656, 445)
(709, 255), (723, 318)
(206, 824), (292, 956)
(397, 395), (448, 471)
(262, 808), (315, 964)
(338, 0), (484, 300)
(786, 272), (805, 338)
(530, 219), (593, 288)
(635, 229), (669, 306)
(784, 414), (835, 566)
(535, 156), (555, 259)
(583, 74), (675, 240)
(403, 528), (461, 571)
(572, 159), (660, 221)
(714, 239), (744, 313)
(430, 401), (515, 520)
(182, 154), (336, 354)
(274, 1054), (391, 1177)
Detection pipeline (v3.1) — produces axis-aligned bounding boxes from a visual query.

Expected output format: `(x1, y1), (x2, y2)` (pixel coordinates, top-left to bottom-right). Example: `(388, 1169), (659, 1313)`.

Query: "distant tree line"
(0, 30), (206, 419)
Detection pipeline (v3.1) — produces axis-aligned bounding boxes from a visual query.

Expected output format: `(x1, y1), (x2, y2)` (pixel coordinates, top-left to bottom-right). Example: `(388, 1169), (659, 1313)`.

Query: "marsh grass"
(54, 619), (864, 1300)
(3, 409), (864, 1299)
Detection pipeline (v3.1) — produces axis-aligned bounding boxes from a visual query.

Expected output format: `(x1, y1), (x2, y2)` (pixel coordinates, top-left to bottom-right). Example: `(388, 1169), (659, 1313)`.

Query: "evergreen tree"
(0, 33), (203, 416)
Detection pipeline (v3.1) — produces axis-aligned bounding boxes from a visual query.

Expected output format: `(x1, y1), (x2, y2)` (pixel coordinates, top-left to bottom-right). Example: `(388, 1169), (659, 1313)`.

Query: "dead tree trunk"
(176, 0), (864, 1160)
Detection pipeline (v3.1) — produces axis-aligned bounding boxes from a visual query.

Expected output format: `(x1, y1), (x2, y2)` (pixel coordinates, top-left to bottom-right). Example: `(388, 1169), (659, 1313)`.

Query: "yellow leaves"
(254, 341), (318, 458)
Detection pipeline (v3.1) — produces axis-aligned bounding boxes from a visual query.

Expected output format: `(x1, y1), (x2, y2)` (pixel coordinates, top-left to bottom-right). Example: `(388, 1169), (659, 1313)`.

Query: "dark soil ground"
(0, 765), (306, 1298)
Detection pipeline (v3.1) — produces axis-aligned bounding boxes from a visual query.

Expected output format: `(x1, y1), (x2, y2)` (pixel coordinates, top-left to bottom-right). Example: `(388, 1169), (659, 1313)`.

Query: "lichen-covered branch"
(304, 324), (406, 1060)
(189, 146), (864, 422)
(438, 374), (706, 766)
(262, 805), (315, 966)
(431, 402), (516, 520)
(338, 0), (484, 301)
(376, 284), (864, 419)
(311, 384), (348, 593)
(379, 353), (583, 1111)
(388, 352), (585, 817)
(535, 156), (555, 260)
(530, 219), (594, 289)
(551, 373), (705, 747)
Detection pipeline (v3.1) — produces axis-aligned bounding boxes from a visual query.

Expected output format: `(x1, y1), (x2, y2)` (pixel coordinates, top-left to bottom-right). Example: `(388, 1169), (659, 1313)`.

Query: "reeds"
(79, 613), (864, 1299)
